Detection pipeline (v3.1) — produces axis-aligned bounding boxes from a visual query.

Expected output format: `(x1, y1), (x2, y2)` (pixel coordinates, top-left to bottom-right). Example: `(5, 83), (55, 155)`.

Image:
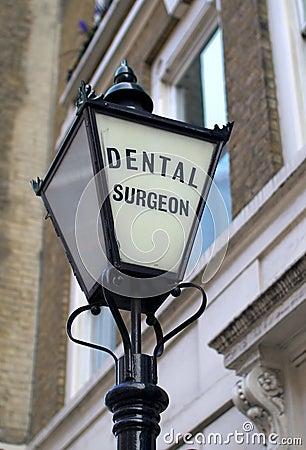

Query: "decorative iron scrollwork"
(30, 177), (43, 195)
(76, 80), (102, 114)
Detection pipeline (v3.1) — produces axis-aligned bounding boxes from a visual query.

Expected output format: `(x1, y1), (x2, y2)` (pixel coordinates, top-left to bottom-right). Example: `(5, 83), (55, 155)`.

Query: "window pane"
(92, 307), (116, 371)
(177, 28), (232, 260)
(200, 29), (227, 128)
(177, 57), (203, 127)
(201, 29), (231, 252)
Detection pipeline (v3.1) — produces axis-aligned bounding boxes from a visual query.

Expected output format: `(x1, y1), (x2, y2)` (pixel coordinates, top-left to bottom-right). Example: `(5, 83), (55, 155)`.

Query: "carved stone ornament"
(233, 366), (287, 449)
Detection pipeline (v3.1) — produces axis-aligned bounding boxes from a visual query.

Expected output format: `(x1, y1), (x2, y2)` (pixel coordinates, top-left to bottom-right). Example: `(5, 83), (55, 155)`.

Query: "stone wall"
(29, 0), (95, 439)
(0, 0), (61, 444)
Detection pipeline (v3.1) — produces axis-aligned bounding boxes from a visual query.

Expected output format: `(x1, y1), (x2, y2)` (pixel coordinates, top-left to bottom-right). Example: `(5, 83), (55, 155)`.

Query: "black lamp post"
(31, 60), (233, 450)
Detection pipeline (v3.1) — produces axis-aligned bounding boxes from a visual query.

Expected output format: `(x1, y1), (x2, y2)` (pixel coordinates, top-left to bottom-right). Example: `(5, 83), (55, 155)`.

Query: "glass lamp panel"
(95, 113), (215, 275)
(43, 120), (107, 295)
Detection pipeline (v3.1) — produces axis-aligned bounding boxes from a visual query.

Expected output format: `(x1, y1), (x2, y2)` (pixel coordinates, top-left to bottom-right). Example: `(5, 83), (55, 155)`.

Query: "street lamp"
(31, 60), (233, 450)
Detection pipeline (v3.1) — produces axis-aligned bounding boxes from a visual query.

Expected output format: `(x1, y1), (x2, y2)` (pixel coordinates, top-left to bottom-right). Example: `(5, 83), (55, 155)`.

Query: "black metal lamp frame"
(32, 62), (233, 313)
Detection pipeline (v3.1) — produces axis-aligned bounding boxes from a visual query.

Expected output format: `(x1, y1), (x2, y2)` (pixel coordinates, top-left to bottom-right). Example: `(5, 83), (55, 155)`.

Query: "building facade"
(1, 0), (306, 449)
(0, 0), (63, 447)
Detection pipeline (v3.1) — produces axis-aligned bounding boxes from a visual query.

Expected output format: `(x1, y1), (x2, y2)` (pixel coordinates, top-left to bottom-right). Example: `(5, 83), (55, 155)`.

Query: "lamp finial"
(114, 60), (137, 84)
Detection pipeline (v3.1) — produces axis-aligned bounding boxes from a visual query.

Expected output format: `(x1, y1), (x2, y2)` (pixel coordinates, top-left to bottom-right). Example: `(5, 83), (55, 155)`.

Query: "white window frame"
(296, 0), (306, 36)
(65, 275), (115, 400)
(267, 0), (306, 163)
(151, 0), (218, 118)
(66, 276), (93, 400)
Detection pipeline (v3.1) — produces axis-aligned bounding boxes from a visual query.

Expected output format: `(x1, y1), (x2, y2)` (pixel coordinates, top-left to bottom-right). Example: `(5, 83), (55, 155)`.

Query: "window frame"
(296, 0), (306, 36)
(267, 0), (306, 163)
(151, 0), (231, 261)
(65, 275), (116, 400)
(151, 0), (219, 118)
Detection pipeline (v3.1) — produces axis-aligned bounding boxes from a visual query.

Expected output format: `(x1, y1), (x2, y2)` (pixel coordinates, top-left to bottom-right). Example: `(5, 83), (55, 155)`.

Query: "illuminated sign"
(96, 114), (216, 274)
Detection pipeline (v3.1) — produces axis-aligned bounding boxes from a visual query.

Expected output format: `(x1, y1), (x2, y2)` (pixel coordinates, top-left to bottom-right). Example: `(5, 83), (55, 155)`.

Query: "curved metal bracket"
(102, 291), (133, 379)
(146, 313), (164, 357)
(101, 272), (133, 380)
(152, 282), (207, 361)
(66, 280), (207, 384)
(66, 302), (118, 365)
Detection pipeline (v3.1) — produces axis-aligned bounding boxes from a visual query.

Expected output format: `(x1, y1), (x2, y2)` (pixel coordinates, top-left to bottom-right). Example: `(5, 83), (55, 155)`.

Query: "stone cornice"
(209, 253), (306, 355)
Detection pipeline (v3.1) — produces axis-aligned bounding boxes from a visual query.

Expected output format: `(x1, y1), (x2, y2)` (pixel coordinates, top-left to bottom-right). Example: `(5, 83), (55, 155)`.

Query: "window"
(176, 28), (231, 254)
(94, 0), (113, 26)
(267, 0), (306, 160)
(297, 0), (306, 36)
(66, 276), (116, 400)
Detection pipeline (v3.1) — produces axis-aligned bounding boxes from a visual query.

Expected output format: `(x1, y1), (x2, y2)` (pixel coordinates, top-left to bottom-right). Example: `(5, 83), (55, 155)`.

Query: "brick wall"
(221, 0), (283, 217)
(125, 1), (177, 94)
(0, 0), (61, 444)
(29, 221), (71, 437)
(29, 0), (96, 439)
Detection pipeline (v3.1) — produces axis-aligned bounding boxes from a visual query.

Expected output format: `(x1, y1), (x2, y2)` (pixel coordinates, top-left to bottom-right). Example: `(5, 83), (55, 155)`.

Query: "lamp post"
(31, 60), (233, 450)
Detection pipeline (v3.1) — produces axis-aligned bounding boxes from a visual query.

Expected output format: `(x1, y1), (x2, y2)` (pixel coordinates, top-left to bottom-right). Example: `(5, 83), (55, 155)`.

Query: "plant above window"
(67, 0), (113, 82)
